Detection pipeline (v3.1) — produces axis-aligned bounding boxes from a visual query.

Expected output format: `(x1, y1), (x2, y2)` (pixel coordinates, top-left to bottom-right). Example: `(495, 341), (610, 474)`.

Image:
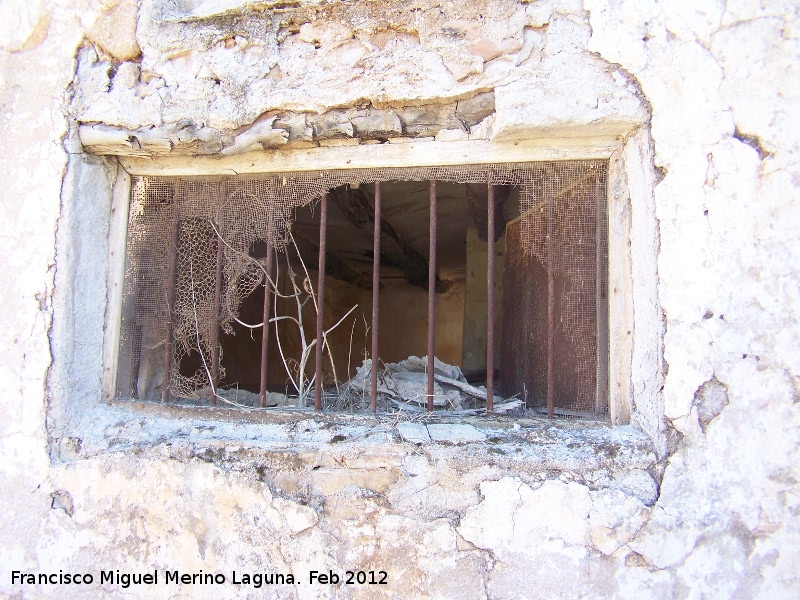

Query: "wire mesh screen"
(116, 161), (608, 414)
(503, 165), (608, 413)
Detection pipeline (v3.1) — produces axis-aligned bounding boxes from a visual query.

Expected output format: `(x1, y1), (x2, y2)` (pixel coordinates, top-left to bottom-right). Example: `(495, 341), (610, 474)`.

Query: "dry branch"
(446, 399), (524, 415)
(433, 374), (501, 402)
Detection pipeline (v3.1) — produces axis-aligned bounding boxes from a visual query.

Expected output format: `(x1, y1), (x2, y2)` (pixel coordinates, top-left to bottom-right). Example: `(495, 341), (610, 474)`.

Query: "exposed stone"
(397, 422), (431, 444)
(693, 376), (729, 432)
(396, 103), (465, 136)
(455, 90), (496, 127)
(78, 88), (502, 157)
(221, 116), (289, 154)
(441, 20), (482, 41)
(516, 27), (544, 66)
(50, 490), (74, 518)
(466, 38), (523, 62)
(444, 60), (480, 81)
(86, 0), (141, 61)
(349, 109), (403, 138)
(272, 113), (313, 141)
(427, 424), (487, 443)
(309, 110), (354, 140)
(308, 468), (400, 496)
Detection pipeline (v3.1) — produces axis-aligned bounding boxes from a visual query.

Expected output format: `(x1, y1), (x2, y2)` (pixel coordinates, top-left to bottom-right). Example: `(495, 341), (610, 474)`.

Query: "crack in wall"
(733, 126), (771, 161)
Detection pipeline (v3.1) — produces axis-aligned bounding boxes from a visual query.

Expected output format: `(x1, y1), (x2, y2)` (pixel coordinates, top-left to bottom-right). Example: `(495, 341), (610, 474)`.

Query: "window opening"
(117, 162), (608, 417)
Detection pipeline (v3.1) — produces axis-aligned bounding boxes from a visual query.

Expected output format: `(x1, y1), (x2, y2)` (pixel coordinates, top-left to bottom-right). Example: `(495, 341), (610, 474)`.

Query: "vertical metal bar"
(427, 181), (437, 412)
(161, 211), (180, 403)
(370, 182), (382, 413)
(546, 177), (555, 418)
(259, 223), (275, 408)
(314, 192), (328, 412)
(209, 219), (224, 405)
(595, 168), (610, 415)
(486, 181), (495, 414)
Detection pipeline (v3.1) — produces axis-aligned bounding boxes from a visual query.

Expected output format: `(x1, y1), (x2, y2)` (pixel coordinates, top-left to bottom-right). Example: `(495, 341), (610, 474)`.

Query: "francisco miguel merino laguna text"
(11, 570), (298, 588)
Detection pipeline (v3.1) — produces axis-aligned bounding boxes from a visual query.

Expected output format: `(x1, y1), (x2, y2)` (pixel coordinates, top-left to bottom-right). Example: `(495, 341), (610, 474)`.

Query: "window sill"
(58, 399), (656, 479)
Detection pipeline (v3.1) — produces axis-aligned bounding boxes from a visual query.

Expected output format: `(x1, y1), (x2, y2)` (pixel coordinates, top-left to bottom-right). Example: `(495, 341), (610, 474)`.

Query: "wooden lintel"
(116, 138), (622, 177)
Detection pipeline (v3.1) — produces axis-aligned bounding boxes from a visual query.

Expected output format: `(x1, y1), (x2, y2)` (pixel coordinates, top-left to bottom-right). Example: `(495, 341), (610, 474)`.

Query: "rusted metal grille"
(116, 161), (608, 416)
(504, 164), (609, 414)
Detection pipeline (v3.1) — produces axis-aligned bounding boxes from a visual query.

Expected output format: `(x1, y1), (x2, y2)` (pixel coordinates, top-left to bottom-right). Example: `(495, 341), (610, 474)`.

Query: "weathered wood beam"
(465, 183), (510, 242)
(328, 186), (452, 293)
(118, 138), (621, 176)
(80, 92), (492, 157)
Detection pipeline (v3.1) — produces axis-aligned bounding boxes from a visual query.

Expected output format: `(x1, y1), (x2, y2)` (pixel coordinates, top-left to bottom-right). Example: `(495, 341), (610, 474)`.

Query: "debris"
(347, 362), (451, 407)
(433, 374), (492, 401)
(427, 424), (487, 443)
(488, 399), (523, 413)
(341, 355), (509, 412)
(446, 399), (524, 416)
(385, 372), (450, 407)
(385, 355), (468, 382)
(215, 389), (291, 408)
(388, 398), (426, 412)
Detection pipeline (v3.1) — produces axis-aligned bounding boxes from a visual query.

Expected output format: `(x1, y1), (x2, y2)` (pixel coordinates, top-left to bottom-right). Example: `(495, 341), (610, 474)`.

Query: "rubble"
(341, 355), (514, 413)
(214, 388), (292, 408)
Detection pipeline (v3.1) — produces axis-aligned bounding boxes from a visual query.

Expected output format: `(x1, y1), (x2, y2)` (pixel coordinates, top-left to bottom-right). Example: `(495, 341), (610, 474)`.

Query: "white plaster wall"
(585, 2), (800, 594)
(0, 0), (797, 598)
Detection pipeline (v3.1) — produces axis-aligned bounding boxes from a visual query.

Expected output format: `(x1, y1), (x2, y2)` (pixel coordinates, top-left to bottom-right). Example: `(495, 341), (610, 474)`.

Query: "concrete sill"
(56, 399), (656, 480)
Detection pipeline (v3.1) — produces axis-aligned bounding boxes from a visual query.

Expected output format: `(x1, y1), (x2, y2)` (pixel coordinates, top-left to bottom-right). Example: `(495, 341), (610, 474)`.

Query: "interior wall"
(461, 227), (504, 378)
(377, 279), (465, 368)
(272, 271), (465, 388)
(221, 267), (465, 396)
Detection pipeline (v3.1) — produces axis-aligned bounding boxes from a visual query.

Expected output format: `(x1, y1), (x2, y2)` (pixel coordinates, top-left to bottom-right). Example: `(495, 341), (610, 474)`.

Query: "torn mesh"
(118, 161), (607, 413)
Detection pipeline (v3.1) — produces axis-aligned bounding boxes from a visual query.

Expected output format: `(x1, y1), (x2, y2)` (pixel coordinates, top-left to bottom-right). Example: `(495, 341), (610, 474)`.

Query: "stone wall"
(0, 0), (798, 598)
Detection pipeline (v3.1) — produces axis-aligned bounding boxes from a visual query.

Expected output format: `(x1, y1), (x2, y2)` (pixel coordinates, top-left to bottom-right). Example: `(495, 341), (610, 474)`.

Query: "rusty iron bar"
(314, 192), (328, 412)
(427, 181), (437, 412)
(259, 224), (276, 408)
(370, 182), (382, 413)
(161, 211), (181, 403)
(486, 181), (495, 415)
(594, 169), (603, 414)
(209, 220), (224, 405)
(546, 178), (555, 418)
(594, 168), (609, 415)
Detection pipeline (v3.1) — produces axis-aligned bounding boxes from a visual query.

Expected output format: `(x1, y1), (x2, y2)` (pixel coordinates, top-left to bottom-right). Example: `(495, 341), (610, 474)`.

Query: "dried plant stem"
(188, 254), (251, 410)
